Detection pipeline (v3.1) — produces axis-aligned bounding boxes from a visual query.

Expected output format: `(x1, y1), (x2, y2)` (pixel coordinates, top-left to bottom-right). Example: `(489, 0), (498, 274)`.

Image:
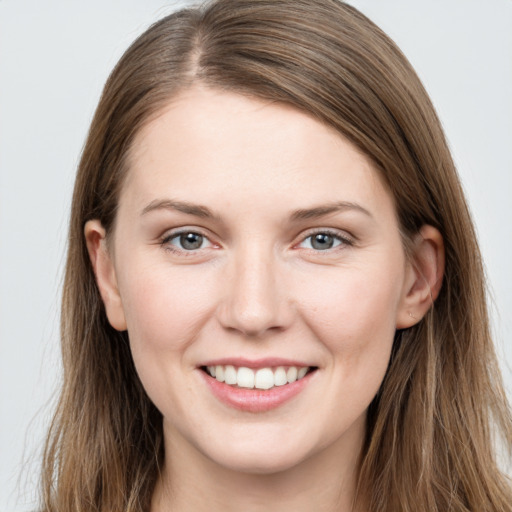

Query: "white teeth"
(255, 368), (274, 390)
(224, 365), (237, 385)
(207, 365), (311, 390)
(286, 366), (298, 383)
(297, 367), (308, 379)
(274, 366), (287, 386)
(237, 367), (255, 388)
(215, 365), (224, 382)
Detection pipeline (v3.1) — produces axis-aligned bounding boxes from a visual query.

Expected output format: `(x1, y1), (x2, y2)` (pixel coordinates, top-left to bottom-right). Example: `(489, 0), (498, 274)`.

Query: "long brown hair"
(41, 1), (512, 510)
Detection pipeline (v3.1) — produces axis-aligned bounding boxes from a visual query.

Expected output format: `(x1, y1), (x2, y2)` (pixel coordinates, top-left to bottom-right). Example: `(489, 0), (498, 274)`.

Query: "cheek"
(116, 260), (221, 416)
(296, 262), (403, 428)
(117, 260), (218, 358)
(296, 261), (403, 360)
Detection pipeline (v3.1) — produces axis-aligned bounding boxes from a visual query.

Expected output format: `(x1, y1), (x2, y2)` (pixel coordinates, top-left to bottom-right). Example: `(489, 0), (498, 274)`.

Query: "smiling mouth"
(201, 365), (317, 390)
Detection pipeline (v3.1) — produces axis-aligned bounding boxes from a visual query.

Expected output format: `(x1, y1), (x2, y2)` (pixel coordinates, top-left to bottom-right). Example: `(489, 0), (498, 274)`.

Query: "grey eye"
(170, 232), (207, 250)
(310, 233), (335, 250)
(181, 233), (203, 250)
(299, 232), (345, 251)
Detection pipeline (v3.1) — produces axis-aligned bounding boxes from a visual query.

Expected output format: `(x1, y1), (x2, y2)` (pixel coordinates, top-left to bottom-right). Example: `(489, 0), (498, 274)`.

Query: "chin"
(212, 450), (308, 475)
(200, 431), (318, 475)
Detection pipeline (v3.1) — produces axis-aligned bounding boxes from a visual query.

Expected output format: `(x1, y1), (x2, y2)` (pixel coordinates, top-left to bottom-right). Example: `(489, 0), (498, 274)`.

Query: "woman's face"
(96, 86), (417, 474)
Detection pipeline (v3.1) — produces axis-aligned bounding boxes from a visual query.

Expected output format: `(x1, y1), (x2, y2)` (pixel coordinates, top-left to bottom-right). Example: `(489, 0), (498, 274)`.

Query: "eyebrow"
(140, 198), (373, 221)
(141, 199), (217, 219)
(290, 201), (373, 221)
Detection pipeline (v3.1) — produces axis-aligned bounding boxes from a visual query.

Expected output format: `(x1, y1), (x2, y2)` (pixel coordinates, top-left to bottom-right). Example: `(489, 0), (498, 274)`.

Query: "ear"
(396, 225), (445, 329)
(84, 220), (127, 331)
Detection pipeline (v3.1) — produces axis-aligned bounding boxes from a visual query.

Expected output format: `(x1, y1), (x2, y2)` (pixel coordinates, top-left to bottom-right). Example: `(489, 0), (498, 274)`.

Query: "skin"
(86, 86), (444, 512)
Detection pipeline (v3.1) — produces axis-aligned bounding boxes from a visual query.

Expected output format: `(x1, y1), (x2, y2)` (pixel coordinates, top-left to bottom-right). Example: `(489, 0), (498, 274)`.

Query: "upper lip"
(198, 357), (315, 369)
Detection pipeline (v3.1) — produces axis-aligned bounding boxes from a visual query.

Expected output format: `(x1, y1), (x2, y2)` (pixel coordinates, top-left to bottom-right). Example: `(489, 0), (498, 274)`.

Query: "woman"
(41, 0), (512, 510)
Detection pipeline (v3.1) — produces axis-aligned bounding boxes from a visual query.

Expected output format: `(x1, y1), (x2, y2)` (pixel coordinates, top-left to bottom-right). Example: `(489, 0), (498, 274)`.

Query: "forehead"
(122, 86), (394, 219)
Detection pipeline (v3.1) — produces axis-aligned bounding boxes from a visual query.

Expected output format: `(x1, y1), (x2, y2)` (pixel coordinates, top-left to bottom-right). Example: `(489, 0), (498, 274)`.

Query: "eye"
(163, 231), (213, 251)
(298, 231), (351, 251)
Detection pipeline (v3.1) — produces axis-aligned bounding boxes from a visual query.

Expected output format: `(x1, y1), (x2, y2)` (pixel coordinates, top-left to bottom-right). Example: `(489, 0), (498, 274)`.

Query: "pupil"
(180, 233), (203, 250)
(312, 233), (333, 250)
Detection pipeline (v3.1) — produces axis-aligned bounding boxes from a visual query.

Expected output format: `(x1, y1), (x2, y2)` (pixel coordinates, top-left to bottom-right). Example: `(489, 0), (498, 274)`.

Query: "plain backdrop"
(1, 1), (511, 510)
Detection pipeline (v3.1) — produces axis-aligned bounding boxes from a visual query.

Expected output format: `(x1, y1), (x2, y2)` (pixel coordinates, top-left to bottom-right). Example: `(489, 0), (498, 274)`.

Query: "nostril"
(215, 260), (293, 337)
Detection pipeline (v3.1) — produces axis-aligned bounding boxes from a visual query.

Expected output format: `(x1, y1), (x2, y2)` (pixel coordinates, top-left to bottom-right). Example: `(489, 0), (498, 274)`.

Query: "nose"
(216, 246), (292, 338)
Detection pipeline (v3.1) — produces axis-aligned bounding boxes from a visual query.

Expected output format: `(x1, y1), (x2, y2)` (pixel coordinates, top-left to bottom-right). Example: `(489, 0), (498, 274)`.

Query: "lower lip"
(200, 370), (315, 413)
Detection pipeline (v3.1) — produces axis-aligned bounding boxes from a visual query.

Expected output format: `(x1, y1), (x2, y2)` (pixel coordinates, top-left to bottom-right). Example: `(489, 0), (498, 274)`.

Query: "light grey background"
(1, 1), (511, 510)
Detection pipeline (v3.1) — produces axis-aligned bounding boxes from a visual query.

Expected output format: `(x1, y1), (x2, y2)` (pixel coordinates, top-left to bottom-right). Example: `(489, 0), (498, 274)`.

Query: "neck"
(152, 417), (365, 512)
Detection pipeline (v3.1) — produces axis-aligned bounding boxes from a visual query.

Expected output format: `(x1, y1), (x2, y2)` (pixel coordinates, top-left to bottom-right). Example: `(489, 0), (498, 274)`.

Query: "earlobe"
(396, 225), (445, 329)
(84, 220), (127, 331)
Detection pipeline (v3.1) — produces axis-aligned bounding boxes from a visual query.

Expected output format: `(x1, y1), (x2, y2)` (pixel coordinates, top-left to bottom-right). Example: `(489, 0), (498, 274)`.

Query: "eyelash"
(296, 229), (354, 252)
(159, 228), (354, 255)
(160, 229), (214, 255)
